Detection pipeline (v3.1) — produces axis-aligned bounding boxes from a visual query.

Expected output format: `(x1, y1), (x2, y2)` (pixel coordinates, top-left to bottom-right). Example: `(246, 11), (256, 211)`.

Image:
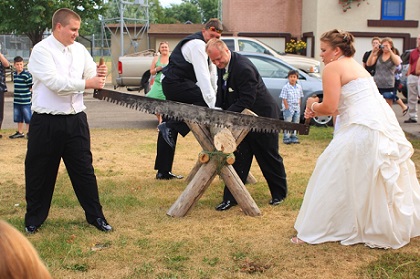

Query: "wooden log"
(186, 122), (216, 183)
(225, 153), (235, 165)
(210, 126), (236, 154)
(199, 151), (210, 163)
(246, 172), (257, 184)
(167, 161), (219, 217)
(219, 165), (261, 216)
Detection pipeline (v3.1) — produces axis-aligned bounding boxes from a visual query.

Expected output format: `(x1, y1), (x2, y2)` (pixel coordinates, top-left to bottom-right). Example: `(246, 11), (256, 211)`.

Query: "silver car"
(240, 52), (332, 126)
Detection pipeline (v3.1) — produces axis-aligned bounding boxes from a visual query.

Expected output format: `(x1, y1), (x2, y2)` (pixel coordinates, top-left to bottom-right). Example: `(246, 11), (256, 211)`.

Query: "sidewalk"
(1, 82), (157, 130)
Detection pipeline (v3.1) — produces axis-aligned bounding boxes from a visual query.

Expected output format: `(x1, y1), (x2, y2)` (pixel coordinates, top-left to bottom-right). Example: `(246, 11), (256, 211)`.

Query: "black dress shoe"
(156, 171), (183, 180)
(91, 218), (112, 232)
(269, 198), (285, 206)
(404, 118), (417, 123)
(25, 225), (39, 234)
(215, 200), (237, 211)
(157, 122), (175, 149)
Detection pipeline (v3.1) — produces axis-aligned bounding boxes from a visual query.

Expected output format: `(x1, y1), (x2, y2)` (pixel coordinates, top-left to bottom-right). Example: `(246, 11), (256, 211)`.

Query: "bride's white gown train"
(294, 77), (420, 249)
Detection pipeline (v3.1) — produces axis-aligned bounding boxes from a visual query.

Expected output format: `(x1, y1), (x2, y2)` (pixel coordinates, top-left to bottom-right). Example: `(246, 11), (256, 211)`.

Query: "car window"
(246, 56), (291, 79)
(223, 39), (235, 52)
(238, 39), (267, 53)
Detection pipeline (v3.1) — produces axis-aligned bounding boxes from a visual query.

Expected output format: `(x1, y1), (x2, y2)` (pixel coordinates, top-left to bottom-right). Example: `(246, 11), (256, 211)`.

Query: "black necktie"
(221, 68), (227, 92)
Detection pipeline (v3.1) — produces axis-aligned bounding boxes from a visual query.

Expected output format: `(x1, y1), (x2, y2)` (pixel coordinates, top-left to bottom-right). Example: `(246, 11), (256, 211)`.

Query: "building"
(108, 0), (420, 83)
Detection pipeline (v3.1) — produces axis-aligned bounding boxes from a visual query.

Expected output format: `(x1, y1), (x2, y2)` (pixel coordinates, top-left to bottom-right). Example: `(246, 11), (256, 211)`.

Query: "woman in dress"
(292, 29), (420, 249)
(146, 41), (170, 124)
(367, 37), (408, 113)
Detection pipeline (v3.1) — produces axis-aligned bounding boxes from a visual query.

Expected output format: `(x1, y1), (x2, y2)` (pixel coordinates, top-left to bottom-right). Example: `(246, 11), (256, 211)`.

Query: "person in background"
(0, 220), (52, 279)
(146, 41), (170, 125)
(392, 48), (408, 115)
(0, 50), (10, 139)
(362, 36), (381, 76)
(25, 8), (112, 234)
(417, 47), (420, 87)
(280, 69), (303, 144)
(404, 34), (420, 123)
(206, 39), (288, 211)
(9, 56), (33, 139)
(153, 18), (221, 180)
(367, 37), (402, 107)
(292, 29), (420, 249)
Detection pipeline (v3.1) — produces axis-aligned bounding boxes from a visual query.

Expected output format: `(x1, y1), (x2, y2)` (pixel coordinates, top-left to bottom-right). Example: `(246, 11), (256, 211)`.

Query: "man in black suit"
(154, 19), (222, 180)
(206, 39), (288, 211)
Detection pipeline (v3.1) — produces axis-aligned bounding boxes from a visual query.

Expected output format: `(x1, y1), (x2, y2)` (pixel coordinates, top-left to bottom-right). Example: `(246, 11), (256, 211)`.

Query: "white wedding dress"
(294, 77), (420, 249)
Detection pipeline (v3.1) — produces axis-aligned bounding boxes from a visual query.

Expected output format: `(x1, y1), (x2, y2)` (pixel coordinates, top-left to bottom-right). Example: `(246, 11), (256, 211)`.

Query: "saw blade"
(93, 89), (310, 135)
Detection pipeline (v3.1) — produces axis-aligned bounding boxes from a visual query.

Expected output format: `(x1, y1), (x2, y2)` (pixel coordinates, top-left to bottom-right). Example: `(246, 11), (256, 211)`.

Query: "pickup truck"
(115, 36), (322, 91)
(115, 49), (156, 91)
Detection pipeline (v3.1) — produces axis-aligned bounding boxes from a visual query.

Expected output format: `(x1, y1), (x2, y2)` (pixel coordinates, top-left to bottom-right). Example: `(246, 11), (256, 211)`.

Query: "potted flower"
(339, 0), (367, 12)
(285, 39), (307, 55)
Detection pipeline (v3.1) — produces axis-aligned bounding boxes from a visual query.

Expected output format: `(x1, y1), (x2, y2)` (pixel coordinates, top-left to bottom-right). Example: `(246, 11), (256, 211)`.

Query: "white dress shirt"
(181, 39), (217, 108)
(28, 35), (97, 114)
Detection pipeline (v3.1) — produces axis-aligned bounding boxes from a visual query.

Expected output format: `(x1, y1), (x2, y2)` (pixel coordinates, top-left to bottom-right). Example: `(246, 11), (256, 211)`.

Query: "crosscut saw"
(93, 88), (310, 135)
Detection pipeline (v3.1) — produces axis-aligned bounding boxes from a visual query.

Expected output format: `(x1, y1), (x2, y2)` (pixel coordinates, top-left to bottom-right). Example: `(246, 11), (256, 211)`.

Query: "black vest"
(162, 32), (205, 83)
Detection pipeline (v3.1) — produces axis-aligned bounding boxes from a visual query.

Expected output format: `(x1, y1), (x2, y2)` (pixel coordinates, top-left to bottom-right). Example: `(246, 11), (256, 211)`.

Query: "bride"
(292, 29), (420, 249)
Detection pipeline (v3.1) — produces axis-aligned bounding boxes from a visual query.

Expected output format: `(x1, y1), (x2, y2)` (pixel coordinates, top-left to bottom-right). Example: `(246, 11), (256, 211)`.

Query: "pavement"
(1, 82), (420, 139)
(1, 83), (158, 131)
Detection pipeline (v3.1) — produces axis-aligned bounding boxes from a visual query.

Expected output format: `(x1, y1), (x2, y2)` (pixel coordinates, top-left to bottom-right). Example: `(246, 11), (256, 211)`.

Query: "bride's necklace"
(336, 55), (345, 61)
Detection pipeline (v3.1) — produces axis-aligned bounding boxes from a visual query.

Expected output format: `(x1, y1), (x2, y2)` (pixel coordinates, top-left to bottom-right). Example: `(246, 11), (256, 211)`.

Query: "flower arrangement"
(285, 39), (307, 54)
(339, 0), (368, 12)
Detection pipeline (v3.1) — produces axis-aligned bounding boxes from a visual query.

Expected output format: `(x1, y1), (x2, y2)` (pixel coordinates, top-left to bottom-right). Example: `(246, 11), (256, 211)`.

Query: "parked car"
(240, 52), (332, 126)
(222, 36), (321, 78)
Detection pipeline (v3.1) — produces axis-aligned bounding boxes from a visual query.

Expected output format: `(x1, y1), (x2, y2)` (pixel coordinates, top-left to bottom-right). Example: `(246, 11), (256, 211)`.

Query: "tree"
(162, 2), (201, 23)
(197, 0), (218, 23)
(0, 0), (106, 47)
(156, 0), (217, 24)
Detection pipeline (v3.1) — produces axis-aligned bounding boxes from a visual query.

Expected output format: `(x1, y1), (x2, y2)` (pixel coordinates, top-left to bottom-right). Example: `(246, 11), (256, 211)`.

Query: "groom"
(205, 39), (288, 211)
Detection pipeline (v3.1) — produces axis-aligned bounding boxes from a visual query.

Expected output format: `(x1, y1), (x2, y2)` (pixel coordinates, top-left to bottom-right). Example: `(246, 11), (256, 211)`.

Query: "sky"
(159, 0), (184, 7)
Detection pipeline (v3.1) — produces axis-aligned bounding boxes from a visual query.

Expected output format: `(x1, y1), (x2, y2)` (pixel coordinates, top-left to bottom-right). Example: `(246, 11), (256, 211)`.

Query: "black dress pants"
(25, 112), (105, 227)
(0, 90), (4, 129)
(154, 78), (207, 172)
(222, 131), (288, 202)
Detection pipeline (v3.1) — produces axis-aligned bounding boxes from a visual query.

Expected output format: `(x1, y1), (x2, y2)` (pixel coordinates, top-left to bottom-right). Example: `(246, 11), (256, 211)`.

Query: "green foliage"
(0, 0), (106, 46)
(162, 2), (201, 23)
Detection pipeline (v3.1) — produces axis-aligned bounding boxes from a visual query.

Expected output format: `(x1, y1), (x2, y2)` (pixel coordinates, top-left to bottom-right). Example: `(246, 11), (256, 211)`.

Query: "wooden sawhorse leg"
(166, 122), (261, 217)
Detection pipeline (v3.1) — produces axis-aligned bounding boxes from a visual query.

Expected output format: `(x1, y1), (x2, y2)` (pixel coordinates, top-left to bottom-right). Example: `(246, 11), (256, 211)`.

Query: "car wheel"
(312, 115), (333, 126)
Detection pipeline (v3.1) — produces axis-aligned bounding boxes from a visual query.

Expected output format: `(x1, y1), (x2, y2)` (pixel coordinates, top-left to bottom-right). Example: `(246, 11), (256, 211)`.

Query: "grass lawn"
(1, 126), (419, 278)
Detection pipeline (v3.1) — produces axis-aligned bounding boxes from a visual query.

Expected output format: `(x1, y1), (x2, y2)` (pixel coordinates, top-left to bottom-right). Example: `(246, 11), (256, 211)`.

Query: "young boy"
(9, 56), (32, 139)
(279, 70), (303, 144)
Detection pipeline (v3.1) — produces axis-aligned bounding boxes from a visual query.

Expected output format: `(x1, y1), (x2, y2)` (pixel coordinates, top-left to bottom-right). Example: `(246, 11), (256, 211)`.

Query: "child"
(279, 70), (303, 144)
(9, 56), (32, 139)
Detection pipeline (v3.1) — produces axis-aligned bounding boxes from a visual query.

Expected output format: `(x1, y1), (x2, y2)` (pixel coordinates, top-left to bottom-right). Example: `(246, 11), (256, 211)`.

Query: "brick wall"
(222, 0), (302, 37)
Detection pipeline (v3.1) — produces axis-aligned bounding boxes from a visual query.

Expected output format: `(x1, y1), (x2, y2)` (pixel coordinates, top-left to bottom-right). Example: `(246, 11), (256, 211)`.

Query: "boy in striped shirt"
(10, 56), (33, 139)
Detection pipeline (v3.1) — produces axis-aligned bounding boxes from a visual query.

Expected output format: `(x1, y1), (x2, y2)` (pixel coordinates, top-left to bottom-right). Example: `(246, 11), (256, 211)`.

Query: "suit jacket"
(215, 51), (280, 119)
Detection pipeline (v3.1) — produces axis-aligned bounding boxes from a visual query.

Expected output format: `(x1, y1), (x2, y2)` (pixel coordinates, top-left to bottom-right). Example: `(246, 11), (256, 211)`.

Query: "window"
(238, 40), (267, 53)
(247, 56), (294, 79)
(381, 0), (405, 20)
(222, 39), (235, 52)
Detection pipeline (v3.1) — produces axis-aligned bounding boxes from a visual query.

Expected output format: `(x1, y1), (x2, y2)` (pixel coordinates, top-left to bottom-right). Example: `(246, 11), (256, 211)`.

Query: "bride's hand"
(304, 107), (314, 119)
(305, 95), (320, 118)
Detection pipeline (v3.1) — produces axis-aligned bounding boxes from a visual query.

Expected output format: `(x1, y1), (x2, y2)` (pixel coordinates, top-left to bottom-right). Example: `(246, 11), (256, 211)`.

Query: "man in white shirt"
(154, 18), (222, 179)
(25, 8), (112, 234)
